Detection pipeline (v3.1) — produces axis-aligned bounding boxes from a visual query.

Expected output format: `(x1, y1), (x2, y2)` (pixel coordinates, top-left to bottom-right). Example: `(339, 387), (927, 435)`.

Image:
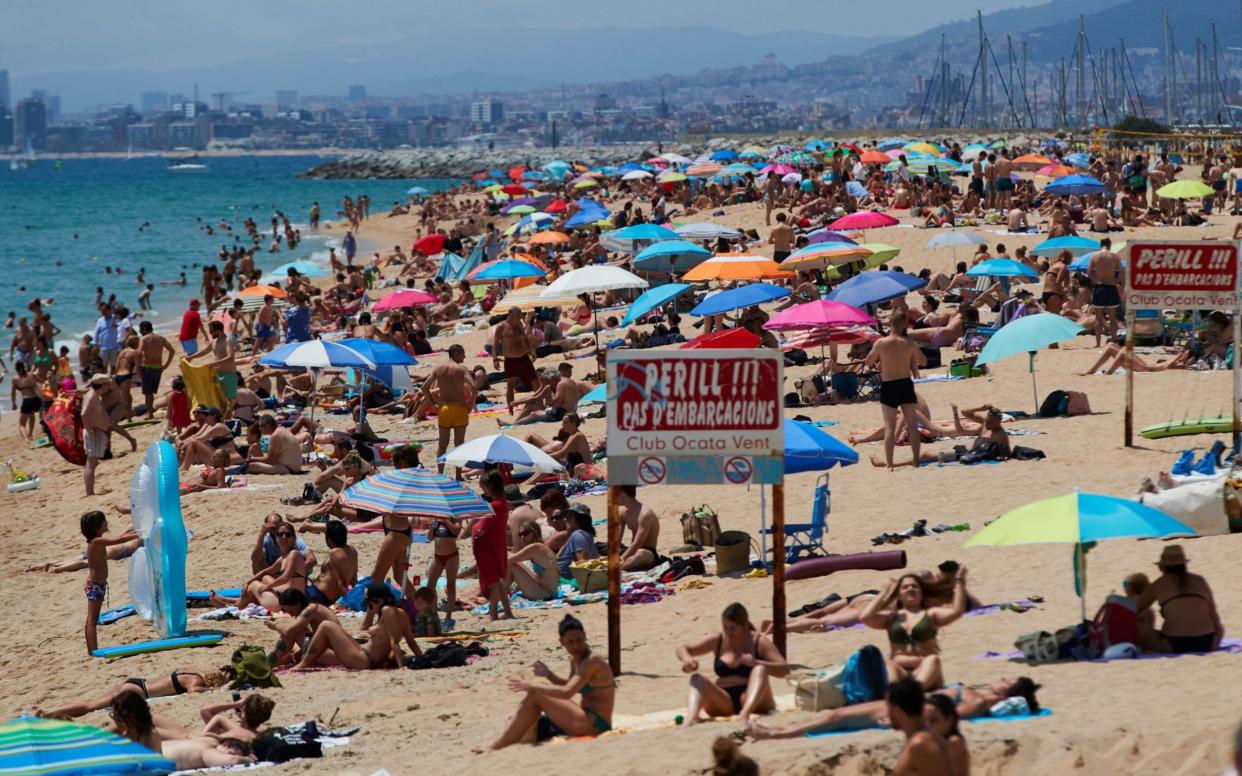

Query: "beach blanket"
(977, 637), (1242, 662)
(180, 358), (228, 413)
(170, 733), (352, 774)
(468, 580), (674, 615)
(805, 709), (1052, 738)
(913, 375), (963, 383)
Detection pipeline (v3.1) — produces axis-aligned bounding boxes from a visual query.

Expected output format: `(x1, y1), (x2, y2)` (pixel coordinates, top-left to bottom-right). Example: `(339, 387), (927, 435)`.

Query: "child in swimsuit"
(81, 510), (139, 655)
(424, 519), (460, 630)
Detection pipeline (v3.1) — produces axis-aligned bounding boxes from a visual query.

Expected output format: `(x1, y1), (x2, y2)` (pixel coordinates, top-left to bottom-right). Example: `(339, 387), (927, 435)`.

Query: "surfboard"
(92, 633), (224, 659)
(186, 588), (242, 601)
(98, 605), (136, 625)
(1140, 417), (1234, 440)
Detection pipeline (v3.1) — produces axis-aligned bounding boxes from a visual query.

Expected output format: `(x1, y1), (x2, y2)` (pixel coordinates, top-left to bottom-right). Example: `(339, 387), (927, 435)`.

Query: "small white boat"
(168, 154), (208, 173)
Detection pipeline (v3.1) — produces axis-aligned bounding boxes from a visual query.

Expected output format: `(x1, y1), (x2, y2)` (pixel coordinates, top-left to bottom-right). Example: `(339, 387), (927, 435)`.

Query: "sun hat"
(1157, 544), (1188, 567)
(88, 373), (111, 387)
(503, 484), (528, 503)
(189, 298), (201, 307)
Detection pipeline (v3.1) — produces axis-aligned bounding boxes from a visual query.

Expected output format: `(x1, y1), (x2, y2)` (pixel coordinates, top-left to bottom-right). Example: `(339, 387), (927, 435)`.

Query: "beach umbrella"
(877, 138), (908, 150)
(783, 418), (859, 474)
(690, 283), (791, 316)
(260, 339), (375, 371)
(621, 283), (692, 326)
(659, 152), (693, 164)
(829, 211), (899, 231)
(710, 149), (739, 161)
(758, 163), (797, 176)
(341, 468), (493, 518)
(621, 170), (652, 181)
(545, 199), (568, 213)
(501, 197), (539, 213)
(687, 162), (724, 176)
(780, 242), (874, 271)
(564, 200), (613, 229)
(501, 184), (527, 196)
(268, 260), (327, 278)
(438, 433), (564, 473)
(1036, 164), (1078, 178)
(601, 224), (679, 253)
(859, 150), (891, 165)
(683, 254), (794, 282)
(822, 243), (899, 280)
(574, 179), (600, 189)
(975, 312), (1084, 410)
(966, 493), (1195, 620)
(805, 139), (831, 152)
(355, 364), (414, 392)
(632, 240), (712, 273)
(806, 229), (859, 246)
(966, 258), (1039, 279)
(845, 181), (868, 198)
(1045, 174), (1107, 197)
(1156, 180), (1215, 199)
(781, 172), (803, 185)
(337, 338), (417, 366)
(413, 234), (446, 255)
(681, 328), (762, 349)
(720, 163), (759, 175)
(1065, 152), (1091, 168)
(739, 147), (768, 159)
(925, 231), (988, 250)
(657, 171), (688, 183)
(373, 288), (439, 312)
(1068, 247), (1128, 273)
(1031, 235), (1100, 257)
(580, 384), (608, 404)
(407, 185), (430, 196)
(763, 299), (875, 331)
(527, 230), (570, 246)
(827, 270), (927, 307)
(0, 714), (175, 775)
(903, 142), (942, 156)
(469, 259), (547, 283)
(542, 265), (647, 298)
(674, 222), (741, 240)
(1012, 154), (1053, 169)
(513, 212), (556, 234)
(238, 284), (288, 299)
(783, 325), (880, 350)
(505, 204), (537, 216)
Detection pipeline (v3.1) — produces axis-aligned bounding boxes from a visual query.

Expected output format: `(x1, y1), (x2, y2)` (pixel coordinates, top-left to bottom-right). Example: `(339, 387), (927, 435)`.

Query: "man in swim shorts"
(137, 321), (175, 420)
(865, 310), (926, 470)
(189, 320), (240, 408)
(423, 344), (472, 477)
(493, 306), (537, 413)
(1087, 237), (1124, 347)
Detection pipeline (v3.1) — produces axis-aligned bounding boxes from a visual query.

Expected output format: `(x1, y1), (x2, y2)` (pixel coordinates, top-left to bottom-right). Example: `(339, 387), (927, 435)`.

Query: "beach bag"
(228, 644), (281, 689)
(1089, 595), (1140, 657)
(784, 348), (808, 366)
(791, 645), (888, 711)
(1038, 390), (1069, 417)
(1015, 630), (1060, 664)
(791, 665), (848, 711)
(1065, 391), (1092, 416)
(680, 505), (721, 547)
(253, 725), (322, 764)
(713, 531), (753, 575)
(407, 643), (469, 670)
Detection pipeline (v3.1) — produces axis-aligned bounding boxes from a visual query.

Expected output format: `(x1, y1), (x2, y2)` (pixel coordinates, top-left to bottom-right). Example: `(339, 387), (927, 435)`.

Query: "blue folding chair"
(763, 473), (830, 564)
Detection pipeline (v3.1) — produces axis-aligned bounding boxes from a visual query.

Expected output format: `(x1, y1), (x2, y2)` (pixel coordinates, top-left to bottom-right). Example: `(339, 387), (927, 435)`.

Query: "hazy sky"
(6, 0), (1041, 76)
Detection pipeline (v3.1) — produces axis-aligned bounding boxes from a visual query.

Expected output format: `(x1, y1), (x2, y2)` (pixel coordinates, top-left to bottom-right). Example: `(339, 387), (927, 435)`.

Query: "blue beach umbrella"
(564, 199), (612, 229)
(407, 186), (429, 196)
(783, 418), (859, 473)
(966, 258), (1038, 279)
(580, 383), (608, 404)
(1045, 174), (1106, 197)
(827, 271), (927, 308)
(337, 338), (417, 366)
(260, 339), (376, 370)
(0, 715), (175, 775)
(691, 283), (791, 316)
(472, 259), (546, 281)
(1068, 250), (1128, 273)
(270, 260), (328, 278)
(621, 282), (692, 326)
(632, 241), (712, 273)
(1032, 235), (1100, 257)
(438, 433), (564, 473)
(341, 468), (493, 518)
(710, 149), (739, 161)
(601, 223), (679, 253)
(976, 312), (1084, 410)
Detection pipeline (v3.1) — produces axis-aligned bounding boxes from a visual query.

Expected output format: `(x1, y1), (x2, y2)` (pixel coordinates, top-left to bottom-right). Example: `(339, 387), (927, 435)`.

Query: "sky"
(5, 0), (1044, 76)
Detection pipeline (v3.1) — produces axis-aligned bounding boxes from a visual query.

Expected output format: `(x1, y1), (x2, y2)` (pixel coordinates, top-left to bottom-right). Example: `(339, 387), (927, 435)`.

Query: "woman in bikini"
(297, 582), (422, 670)
(420, 516), (461, 629)
(37, 668), (229, 719)
(1041, 250), (1071, 315)
(906, 305), (975, 350)
(676, 603), (789, 726)
(477, 614), (615, 750)
(1135, 545), (1224, 654)
(211, 524), (306, 611)
(506, 519), (559, 601)
(860, 567), (969, 690)
(176, 406), (235, 471)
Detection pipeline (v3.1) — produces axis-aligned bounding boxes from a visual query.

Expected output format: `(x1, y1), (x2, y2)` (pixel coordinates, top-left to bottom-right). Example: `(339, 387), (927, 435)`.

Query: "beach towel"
(804, 708), (1052, 738)
(913, 375), (963, 383)
(810, 600), (1037, 634)
(977, 637), (1242, 662)
(180, 358), (228, 413)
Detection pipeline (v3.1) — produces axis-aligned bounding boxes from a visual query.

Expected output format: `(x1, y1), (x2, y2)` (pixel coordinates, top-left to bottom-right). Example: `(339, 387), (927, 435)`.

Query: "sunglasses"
(275, 531), (294, 538)
(519, 530), (536, 537)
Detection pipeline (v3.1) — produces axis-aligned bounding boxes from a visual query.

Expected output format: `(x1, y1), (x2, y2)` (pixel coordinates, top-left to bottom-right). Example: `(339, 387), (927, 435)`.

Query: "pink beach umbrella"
(373, 289), (439, 312)
(829, 211), (900, 230)
(763, 299), (876, 331)
(758, 163), (797, 176)
(784, 326), (881, 349)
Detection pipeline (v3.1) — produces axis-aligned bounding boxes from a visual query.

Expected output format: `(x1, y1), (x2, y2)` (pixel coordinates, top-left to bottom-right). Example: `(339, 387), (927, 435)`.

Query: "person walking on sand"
(179, 299), (207, 357)
(1087, 237), (1124, 348)
(188, 320), (240, 410)
(493, 307), (537, 414)
(423, 343), (472, 477)
(93, 305), (120, 375)
(82, 374), (138, 496)
(137, 321), (175, 420)
(865, 310), (926, 469)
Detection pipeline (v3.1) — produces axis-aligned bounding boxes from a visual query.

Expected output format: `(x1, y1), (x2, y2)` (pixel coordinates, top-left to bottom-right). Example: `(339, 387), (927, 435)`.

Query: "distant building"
(0, 70), (9, 112)
(593, 93), (618, 113)
(0, 109), (12, 148)
(275, 89), (299, 110)
(348, 84), (367, 102)
(470, 99), (504, 125)
(14, 98), (46, 150)
(30, 90), (58, 123)
(168, 121), (197, 148)
(141, 91), (170, 113)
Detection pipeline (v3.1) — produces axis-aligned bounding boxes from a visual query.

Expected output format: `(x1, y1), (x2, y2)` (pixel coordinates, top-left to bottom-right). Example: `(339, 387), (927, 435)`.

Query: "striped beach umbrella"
(258, 340), (375, 371)
(341, 468), (493, 518)
(438, 433), (564, 473)
(0, 715), (175, 775)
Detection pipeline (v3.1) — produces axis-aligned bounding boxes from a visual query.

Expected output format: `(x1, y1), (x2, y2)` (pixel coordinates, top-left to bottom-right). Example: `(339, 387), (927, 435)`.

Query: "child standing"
(423, 517), (461, 631)
(167, 377), (191, 432)
(471, 470), (513, 621)
(82, 510), (140, 654)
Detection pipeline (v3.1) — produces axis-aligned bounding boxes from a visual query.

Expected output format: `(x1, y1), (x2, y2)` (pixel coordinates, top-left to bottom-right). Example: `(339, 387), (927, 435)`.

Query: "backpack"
(1065, 391), (1091, 416)
(1088, 595), (1140, 657)
(228, 644), (281, 689)
(253, 724), (322, 764)
(1039, 389), (1069, 417)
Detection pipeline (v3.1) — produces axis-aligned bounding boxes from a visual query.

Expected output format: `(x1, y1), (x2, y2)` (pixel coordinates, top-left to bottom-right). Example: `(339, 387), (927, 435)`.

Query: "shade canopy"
(336, 337), (418, 366)
(0, 715), (176, 776)
(373, 288), (439, 311)
(259, 340), (376, 370)
(632, 240), (712, 272)
(966, 493), (1195, 546)
(1031, 235), (1100, 257)
(764, 299), (875, 330)
(924, 231), (988, 249)
(975, 313), (1084, 366)
(1044, 174), (1107, 196)
(690, 283), (791, 316)
(541, 265), (648, 297)
(621, 283), (692, 326)
(674, 223), (742, 240)
(681, 327), (762, 349)
(683, 254), (793, 282)
(966, 258), (1039, 278)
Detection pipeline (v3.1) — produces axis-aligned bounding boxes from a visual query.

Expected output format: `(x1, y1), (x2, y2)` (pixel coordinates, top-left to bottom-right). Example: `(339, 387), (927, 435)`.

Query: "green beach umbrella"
(822, 243), (899, 279)
(1155, 180), (1214, 200)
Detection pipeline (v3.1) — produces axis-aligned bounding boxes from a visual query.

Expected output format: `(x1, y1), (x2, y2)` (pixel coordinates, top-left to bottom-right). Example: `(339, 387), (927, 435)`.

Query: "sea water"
(0, 155), (457, 349)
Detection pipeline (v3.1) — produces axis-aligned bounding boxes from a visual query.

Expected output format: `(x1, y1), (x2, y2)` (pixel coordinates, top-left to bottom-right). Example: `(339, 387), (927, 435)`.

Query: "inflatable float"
(42, 390), (86, 466)
(6, 476), (39, 493)
(1141, 417), (1235, 440)
(785, 550), (907, 582)
(128, 441), (188, 639)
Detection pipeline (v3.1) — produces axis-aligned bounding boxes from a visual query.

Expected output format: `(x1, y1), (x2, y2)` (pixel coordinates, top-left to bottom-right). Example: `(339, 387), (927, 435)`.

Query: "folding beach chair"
(763, 473), (830, 564)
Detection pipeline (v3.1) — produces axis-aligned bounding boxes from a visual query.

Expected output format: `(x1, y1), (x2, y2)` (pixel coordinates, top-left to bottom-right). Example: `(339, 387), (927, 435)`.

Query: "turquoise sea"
(0, 155), (456, 348)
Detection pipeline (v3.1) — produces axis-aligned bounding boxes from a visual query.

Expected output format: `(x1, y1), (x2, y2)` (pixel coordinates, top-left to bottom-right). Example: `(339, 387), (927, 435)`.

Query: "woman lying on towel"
(746, 676), (1041, 739)
(36, 667), (229, 719)
(860, 568), (970, 690)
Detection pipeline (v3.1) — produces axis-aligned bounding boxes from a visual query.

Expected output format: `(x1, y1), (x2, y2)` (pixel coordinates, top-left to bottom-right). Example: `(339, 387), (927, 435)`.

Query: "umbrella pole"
(1029, 352), (1038, 414)
(309, 368), (319, 431)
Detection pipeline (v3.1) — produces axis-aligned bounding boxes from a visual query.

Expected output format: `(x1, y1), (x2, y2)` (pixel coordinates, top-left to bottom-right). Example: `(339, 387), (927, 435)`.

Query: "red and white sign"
(1126, 241), (1240, 310)
(606, 349), (783, 457)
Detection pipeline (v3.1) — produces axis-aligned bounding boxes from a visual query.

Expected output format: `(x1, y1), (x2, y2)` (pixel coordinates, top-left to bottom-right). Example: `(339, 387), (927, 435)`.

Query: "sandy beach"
(2, 171), (1240, 776)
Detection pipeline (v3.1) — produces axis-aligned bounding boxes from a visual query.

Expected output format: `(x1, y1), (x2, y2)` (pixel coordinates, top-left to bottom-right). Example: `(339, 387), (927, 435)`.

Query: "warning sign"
(637, 457), (666, 485)
(605, 349), (784, 457)
(723, 456), (753, 484)
(1126, 241), (1240, 310)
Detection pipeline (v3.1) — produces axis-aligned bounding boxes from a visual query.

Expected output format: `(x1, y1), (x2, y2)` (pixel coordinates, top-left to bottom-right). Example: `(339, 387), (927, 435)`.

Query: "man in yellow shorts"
(423, 343), (472, 478)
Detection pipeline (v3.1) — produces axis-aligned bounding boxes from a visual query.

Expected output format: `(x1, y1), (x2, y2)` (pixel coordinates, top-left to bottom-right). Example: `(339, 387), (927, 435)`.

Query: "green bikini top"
(888, 613), (937, 647)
